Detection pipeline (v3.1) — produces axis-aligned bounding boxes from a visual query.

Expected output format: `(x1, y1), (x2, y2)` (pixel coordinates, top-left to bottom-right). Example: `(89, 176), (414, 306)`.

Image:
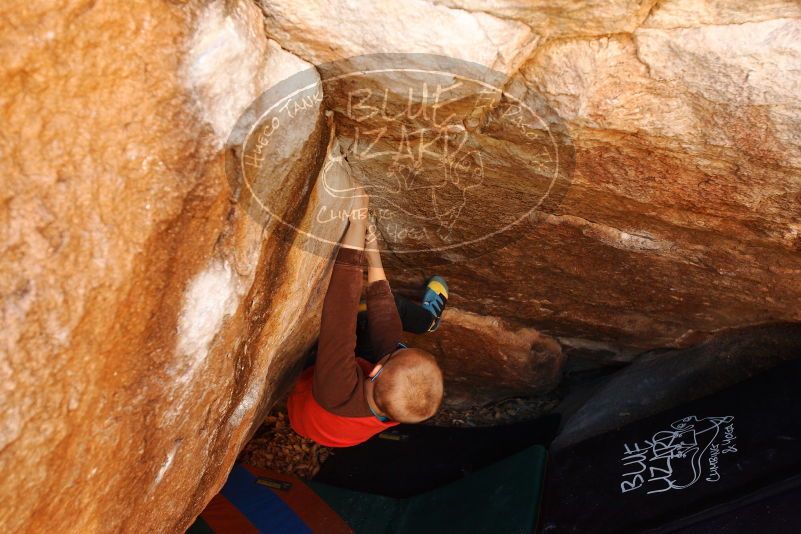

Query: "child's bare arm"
(340, 187), (368, 251)
(365, 226), (386, 284)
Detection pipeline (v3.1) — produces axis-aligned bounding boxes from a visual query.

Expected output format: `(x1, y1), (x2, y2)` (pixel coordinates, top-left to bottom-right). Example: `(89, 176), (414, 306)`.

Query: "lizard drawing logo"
(620, 415), (737, 495)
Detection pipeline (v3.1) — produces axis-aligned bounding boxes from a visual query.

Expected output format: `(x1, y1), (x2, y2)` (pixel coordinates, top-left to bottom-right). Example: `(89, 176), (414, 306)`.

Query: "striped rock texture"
(2, 0), (800, 531)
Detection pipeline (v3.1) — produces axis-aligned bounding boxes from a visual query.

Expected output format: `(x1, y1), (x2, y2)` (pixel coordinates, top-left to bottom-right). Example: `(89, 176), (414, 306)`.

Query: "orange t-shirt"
(288, 359), (399, 448)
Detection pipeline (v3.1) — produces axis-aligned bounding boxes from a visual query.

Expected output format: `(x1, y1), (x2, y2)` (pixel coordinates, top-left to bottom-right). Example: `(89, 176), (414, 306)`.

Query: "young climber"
(287, 189), (448, 448)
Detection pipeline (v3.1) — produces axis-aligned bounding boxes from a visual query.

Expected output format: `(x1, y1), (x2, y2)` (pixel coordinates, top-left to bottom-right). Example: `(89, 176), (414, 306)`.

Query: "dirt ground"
(238, 404), (332, 479)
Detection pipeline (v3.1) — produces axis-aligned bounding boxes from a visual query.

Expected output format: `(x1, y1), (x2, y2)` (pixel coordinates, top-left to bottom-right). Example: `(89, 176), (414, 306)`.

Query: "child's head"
(371, 348), (443, 423)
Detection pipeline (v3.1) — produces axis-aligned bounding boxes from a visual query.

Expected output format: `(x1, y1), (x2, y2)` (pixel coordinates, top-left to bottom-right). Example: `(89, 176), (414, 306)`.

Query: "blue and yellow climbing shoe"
(421, 276), (448, 332)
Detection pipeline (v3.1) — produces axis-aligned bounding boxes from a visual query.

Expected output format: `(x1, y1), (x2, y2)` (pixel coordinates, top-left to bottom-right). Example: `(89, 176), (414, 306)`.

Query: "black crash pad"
(313, 415), (559, 498)
(311, 445), (547, 534)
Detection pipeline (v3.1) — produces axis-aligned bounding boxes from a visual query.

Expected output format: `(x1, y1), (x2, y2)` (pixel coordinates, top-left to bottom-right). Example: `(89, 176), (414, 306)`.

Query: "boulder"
(404, 308), (565, 407)
(1, 0), (347, 531)
(256, 0), (801, 354)
(553, 323), (801, 450)
(3, 0), (801, 532)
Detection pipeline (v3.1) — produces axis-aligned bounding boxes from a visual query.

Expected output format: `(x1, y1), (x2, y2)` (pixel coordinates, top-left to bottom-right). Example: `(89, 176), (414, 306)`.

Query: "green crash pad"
(309, 445), (547, 534)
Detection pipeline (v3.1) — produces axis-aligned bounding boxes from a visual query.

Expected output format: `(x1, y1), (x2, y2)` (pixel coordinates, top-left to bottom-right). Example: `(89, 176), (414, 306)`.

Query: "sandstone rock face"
(2, 0), (347, 532)
(258, 0), (801, 354)
(258, 0), (539, 72)
(3, 0), (801, 532)
(404, 308), (564, 407)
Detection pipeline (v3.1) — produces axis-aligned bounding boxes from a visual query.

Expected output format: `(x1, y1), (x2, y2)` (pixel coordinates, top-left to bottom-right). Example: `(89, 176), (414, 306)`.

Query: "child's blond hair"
(373, 348), (444, 423)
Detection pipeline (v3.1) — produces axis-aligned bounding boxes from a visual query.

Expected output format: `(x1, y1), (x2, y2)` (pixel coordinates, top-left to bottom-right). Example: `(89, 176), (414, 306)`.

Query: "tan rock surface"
(1, 0), (346, 531)
(404, 308), (565, 407)
(3, 0), (801, 532)
(437, 0), (658, 37)
(255, 0), (801, 353)
(258, 0), (538, 72)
